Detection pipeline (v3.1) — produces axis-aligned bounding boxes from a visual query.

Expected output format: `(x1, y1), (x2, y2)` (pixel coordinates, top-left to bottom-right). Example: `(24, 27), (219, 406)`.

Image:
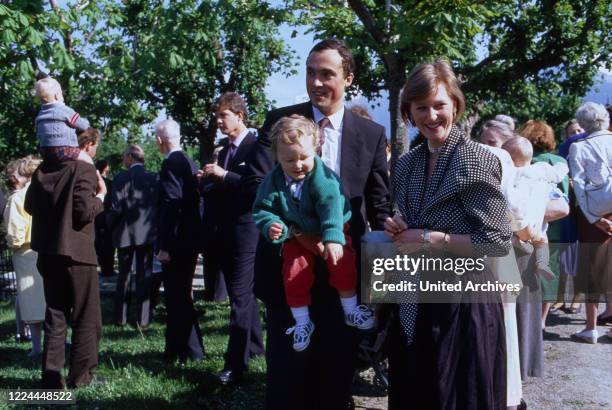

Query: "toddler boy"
(252, 114), (375, 352)
(35, 77), (90, 163)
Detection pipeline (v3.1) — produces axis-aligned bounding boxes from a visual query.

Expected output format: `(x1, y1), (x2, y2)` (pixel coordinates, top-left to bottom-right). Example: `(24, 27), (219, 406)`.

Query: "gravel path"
(353, 306), (612, 410)
(100, 271), (611, 409)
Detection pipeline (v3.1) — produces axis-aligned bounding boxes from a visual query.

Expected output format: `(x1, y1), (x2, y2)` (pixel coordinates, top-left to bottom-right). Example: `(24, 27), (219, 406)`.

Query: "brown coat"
(25, 160), (102, 265)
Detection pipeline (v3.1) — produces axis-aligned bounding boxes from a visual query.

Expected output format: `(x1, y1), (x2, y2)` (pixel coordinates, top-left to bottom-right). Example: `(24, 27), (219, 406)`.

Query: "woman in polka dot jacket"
(383, 59), (512, 410)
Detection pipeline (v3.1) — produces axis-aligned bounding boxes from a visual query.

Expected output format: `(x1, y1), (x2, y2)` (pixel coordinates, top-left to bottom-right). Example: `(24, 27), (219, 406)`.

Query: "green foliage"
(0, 0), (295, 167)
(293, 0), (611, 152)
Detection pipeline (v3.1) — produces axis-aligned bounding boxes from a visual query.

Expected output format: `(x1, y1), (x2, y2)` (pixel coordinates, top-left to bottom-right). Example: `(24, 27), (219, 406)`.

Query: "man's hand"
(295, 233), (325, 255)
(203, 163), (226, 179)
(96, 171), (107, 196)
(268, 222), (284, 241)
(323, 242), (343, 265)
(157, 250), (171, 264)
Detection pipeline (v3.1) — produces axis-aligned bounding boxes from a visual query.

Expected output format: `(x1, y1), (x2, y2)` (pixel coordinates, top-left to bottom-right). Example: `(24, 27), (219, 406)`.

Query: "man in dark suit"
(94, 159), (115, 277)
(200, 140), (228, 303)
(108, 144), (158, 327)
(25, 158), (105, 388)
(246, 38), (391, 409)
(155, 119), (204, 363)
(200, 92), (264, 385)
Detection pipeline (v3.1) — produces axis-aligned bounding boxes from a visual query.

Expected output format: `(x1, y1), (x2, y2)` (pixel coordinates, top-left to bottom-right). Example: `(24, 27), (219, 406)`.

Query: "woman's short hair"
(400, 59), (465, 124)
(479, 119), (515, 143)
(518, 120), (556, 152)
(562, 119), (581, 139)
(18, 155), (42, 179)
(493, 114), (516, 130)
(77, 127), (101, 149)
(212, 92), (248, 120)
(575, 102), (610, 135)
(4, 159), (22, 190)
(270, 115), (319, 158)
(349, 105), (373, 120)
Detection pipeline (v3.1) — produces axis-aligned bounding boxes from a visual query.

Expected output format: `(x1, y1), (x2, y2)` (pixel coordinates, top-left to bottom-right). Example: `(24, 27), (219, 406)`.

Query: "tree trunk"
(198, 118), (216, 166)
(387, 72), (407, 175)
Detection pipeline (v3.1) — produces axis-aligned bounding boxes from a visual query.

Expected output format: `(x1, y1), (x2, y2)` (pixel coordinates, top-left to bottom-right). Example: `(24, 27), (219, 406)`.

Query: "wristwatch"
(421, 228), (431, 252)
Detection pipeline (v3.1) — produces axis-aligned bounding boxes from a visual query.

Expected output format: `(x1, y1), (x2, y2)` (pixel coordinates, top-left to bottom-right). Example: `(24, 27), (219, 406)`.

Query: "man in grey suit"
(108, 144), (158, 327)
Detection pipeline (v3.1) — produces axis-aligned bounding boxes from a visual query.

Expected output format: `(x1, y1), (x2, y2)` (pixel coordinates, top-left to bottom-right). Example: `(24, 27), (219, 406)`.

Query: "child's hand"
(268, 222), (284, 241)
(323, 243), (343, 265)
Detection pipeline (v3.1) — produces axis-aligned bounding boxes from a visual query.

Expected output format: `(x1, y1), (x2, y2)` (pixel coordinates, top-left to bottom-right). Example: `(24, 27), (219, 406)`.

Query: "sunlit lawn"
(0, 295), (267, 409)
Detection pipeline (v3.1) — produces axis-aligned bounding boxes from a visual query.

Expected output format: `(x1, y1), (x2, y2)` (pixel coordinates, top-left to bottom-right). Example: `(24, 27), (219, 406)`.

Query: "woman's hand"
(384, 214), (408, 236)
(594, 217), (612, 236)
(392, 229), (424, 254)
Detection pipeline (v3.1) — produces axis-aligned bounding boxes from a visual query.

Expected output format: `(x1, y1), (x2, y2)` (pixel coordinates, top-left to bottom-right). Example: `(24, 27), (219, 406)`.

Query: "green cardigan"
(252, 156), (351, 245)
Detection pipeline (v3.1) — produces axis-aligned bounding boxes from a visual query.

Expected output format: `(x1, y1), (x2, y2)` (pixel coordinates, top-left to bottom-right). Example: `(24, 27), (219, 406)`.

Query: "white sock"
(290, 306), (310, 326)
(340, 295), (358, 315)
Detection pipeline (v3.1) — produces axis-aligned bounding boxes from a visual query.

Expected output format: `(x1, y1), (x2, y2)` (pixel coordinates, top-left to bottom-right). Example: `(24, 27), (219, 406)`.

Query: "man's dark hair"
(308, 38), (355, 77)
(95, 159), (109, 173)
(212, 92), (248, 120)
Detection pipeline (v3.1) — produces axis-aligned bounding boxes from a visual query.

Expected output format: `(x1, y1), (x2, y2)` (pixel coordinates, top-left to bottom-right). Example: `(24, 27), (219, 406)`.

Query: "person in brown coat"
(25, 157), (106, 388)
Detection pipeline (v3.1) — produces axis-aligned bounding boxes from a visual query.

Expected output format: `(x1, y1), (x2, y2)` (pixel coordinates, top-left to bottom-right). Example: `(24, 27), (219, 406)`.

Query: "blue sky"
(265, 25), (611, 137)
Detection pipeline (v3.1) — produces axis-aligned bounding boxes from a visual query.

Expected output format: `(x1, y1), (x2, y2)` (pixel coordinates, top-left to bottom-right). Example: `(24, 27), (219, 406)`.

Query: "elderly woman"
(3, 156), (46, 357)
(568, 102), (612, 343)
(480, 119), (516, 149)
(385, 60), (511, 409)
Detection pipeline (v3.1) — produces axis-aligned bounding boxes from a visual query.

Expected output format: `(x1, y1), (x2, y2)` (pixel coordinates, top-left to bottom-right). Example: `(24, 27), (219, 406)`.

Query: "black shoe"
(518, 398), (527, 410)
(216, 369), (243, 386)
(596, 313), (612, 326)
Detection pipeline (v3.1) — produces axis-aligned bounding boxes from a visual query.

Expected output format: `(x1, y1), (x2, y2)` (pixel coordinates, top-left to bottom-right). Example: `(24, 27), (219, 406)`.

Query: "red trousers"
(282, 230), (357, 307)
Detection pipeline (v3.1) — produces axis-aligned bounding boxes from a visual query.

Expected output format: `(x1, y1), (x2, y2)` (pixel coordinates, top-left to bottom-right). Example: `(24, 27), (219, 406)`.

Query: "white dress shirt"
(224, 128), (250, 167)
(313, 105), (344, 176)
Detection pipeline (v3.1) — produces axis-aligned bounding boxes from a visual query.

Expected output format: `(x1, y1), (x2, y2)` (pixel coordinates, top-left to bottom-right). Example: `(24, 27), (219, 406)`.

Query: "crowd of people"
(1, 38), (611, 410)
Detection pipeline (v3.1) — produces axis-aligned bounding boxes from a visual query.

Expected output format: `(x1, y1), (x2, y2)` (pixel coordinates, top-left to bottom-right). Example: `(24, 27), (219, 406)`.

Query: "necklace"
(427, 141), (443, 154)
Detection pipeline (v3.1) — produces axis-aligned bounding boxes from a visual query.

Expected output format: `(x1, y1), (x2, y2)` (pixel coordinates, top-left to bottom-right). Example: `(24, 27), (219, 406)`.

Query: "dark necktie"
(317, 117), (331, 156)
(224, 143), (237, 169)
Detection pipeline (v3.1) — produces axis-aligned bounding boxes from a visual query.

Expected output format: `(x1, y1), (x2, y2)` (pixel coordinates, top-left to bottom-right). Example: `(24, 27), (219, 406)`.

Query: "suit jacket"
(24, 160), (102, 265)
(393, 125), (512, 257)
(108, 164), (158, 249)
(203, 132), (259, 251)
(246, 102), (392, 304)
(157, 150), (201, 253)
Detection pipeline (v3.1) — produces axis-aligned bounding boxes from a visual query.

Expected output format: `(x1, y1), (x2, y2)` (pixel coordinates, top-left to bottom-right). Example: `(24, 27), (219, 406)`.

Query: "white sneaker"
(572, 329), (599, 344)
(345, 305), (376, 330)
(286, 320), (315, 352)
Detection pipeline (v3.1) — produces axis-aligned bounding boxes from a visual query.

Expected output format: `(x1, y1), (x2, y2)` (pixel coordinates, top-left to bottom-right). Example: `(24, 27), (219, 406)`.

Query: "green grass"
(0, 295), (267, 409)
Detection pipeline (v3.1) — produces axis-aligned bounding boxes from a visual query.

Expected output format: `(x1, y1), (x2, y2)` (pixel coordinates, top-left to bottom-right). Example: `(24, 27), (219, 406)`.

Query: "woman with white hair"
(568, 102), (612, 342)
